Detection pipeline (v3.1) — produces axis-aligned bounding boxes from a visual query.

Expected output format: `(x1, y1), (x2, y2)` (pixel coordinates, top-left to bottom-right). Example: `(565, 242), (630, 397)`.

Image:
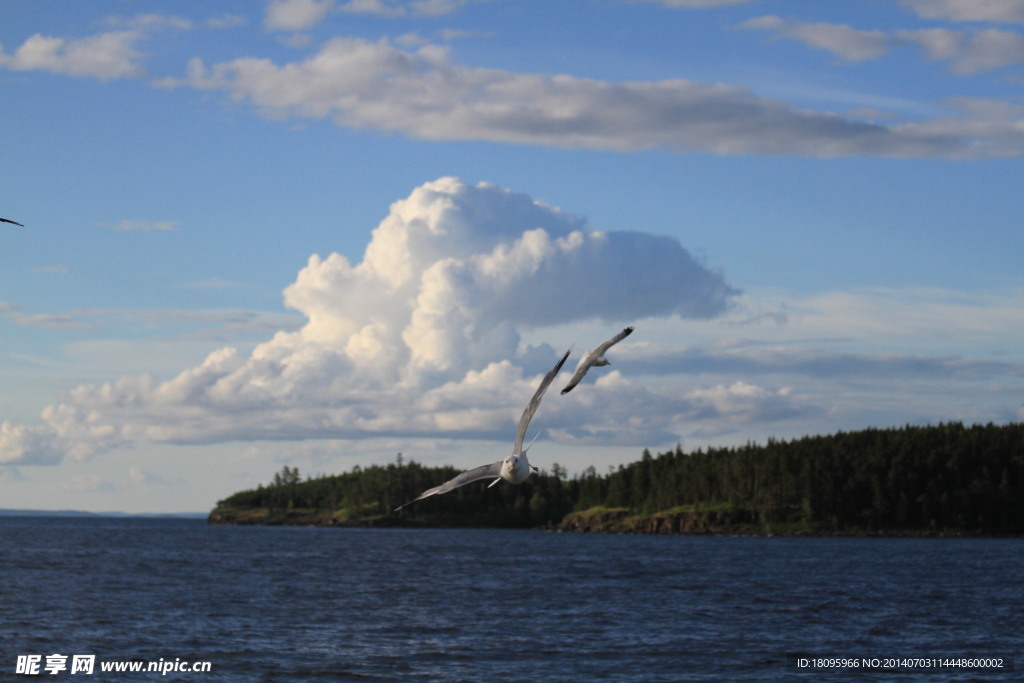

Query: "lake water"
(0, 517), (1019, 681)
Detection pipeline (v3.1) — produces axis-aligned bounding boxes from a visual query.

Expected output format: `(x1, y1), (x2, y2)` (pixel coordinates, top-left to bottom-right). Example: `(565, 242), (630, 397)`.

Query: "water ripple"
(1, 520), (1020, 681)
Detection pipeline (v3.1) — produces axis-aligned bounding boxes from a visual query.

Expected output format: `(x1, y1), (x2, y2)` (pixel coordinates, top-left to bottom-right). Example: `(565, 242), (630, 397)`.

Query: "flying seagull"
(1, 218), (24, 226)
(394, 347), (572, 511)
(560, 325), (634, 395)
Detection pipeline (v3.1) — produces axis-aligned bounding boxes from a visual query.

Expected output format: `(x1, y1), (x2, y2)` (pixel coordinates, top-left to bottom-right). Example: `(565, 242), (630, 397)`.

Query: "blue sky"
(2, 0), (1022, 512)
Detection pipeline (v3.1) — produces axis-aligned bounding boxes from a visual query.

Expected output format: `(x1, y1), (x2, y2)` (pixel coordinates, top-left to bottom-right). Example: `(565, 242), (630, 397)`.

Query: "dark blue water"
(0, 518), (1019, 681)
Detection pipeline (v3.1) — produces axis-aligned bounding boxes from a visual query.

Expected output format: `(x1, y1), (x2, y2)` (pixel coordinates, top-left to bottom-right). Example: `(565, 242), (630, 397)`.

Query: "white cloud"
(206, 14), (248, 29)
(0, 31), (146, 80)
(603, 286), (1024, 441)
(337, 0), (468, 17)
(0, 422), (64, 465)
(263, 0), (468, 27)
(173, 279), (247, 290)
(684, 381), (802, 425)
(265, 0), (334, 31)
(105, 219), (179, 232)
(338, 0), (401, 16)
(900, 0), (1024, 24)
(884, 96), (1024, 159)
(0, 13), (240, 81)
(103, 13), (194, 32)
(1, 178), (737, 466)
(31, 265), (69, 274)
(63, 474), (116, 493)
(1, 309), (90, 330)
(630, 0), (756, 7)
(408, 0), (468, 17)
(898, 27), (1024, 74)
(128, 466), (173, 487)
(791, 288), (1024, 346)
(742, 16), (892, 62)
(0, 466), (27, 483)
(7, 220), (1023, 466)
(694, 287), (1024, 359)
(744, 16), (1024, 75)
(162, 36), (996, 157)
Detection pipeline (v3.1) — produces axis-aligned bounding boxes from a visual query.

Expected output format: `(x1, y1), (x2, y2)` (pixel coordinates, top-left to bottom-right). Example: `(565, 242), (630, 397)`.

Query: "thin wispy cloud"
(899, 27), (1024, 74)
(336, 0), (470, 18)
(744, 15), (1024, 76)
(265, 0), (333, 31)
(1, 311), (90, 331)
(205, 14), (247, 29)
(631, 0), (757, 7)
(173, 279), (248, 290)
(900, 0), (1024, 24)
(264, 0), (469, 30)
(742, 16), (892, 62)
(103, 13), (194, 31)
(105, 220), (178, 232)
(128, 466), (174, 487)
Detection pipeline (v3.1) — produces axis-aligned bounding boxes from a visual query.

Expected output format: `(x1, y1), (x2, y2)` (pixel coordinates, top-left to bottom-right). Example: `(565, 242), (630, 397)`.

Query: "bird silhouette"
(561, 326), (634, 394)
(394, 347), (572, 511)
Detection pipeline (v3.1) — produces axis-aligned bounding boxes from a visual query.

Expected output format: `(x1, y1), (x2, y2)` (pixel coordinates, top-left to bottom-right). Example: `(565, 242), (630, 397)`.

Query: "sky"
(1, 0), (1023, 513)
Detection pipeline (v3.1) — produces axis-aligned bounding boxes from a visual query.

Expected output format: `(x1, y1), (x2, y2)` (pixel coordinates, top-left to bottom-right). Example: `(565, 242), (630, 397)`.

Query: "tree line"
(212, 421), (1024, 534)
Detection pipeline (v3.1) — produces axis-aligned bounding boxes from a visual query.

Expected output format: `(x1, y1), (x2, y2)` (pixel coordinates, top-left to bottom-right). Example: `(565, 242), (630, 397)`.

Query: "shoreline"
(206, 505), (1019, 538)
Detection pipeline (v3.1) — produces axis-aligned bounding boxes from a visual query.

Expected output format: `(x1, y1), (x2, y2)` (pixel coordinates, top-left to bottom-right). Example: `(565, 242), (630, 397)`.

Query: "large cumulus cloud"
(1, 178), (739, 465)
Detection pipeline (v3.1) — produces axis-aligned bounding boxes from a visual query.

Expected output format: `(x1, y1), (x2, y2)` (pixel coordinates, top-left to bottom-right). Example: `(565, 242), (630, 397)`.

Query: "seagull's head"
(504, 454), (529, 475)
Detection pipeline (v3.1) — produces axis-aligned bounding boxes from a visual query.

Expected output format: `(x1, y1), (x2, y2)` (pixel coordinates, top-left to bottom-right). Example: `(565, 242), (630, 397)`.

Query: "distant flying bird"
(560, 325), (634, 395)
(394, 347), (572, 511)
(1, 218), (24, 226)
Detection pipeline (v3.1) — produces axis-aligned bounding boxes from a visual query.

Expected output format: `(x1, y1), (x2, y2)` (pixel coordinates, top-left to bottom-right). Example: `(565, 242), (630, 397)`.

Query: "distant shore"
(206, 504), (1017, 537)
(0, 509), (208, 519)
(208, 422), (1024, 537)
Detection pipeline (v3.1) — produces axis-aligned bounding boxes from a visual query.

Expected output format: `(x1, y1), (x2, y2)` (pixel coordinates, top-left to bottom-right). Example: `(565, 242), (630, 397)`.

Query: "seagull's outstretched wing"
(394, 347), (571, 512)
(393, 461), (503, 511)
(561, 326), (634, 394)
(514, 347), (572, 454)
(1, 218), (24, 227)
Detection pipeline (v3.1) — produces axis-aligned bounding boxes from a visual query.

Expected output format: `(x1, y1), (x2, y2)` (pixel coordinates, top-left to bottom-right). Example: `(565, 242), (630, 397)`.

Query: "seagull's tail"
(522, 431), (541, 454)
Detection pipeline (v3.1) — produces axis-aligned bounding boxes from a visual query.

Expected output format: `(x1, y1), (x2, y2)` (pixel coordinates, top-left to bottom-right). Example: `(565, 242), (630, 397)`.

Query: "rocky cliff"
(553, 506), (761, 534)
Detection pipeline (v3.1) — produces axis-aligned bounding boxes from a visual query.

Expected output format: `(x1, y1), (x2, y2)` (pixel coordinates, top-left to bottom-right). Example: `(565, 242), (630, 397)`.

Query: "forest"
(209, 421), (1024, 535)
